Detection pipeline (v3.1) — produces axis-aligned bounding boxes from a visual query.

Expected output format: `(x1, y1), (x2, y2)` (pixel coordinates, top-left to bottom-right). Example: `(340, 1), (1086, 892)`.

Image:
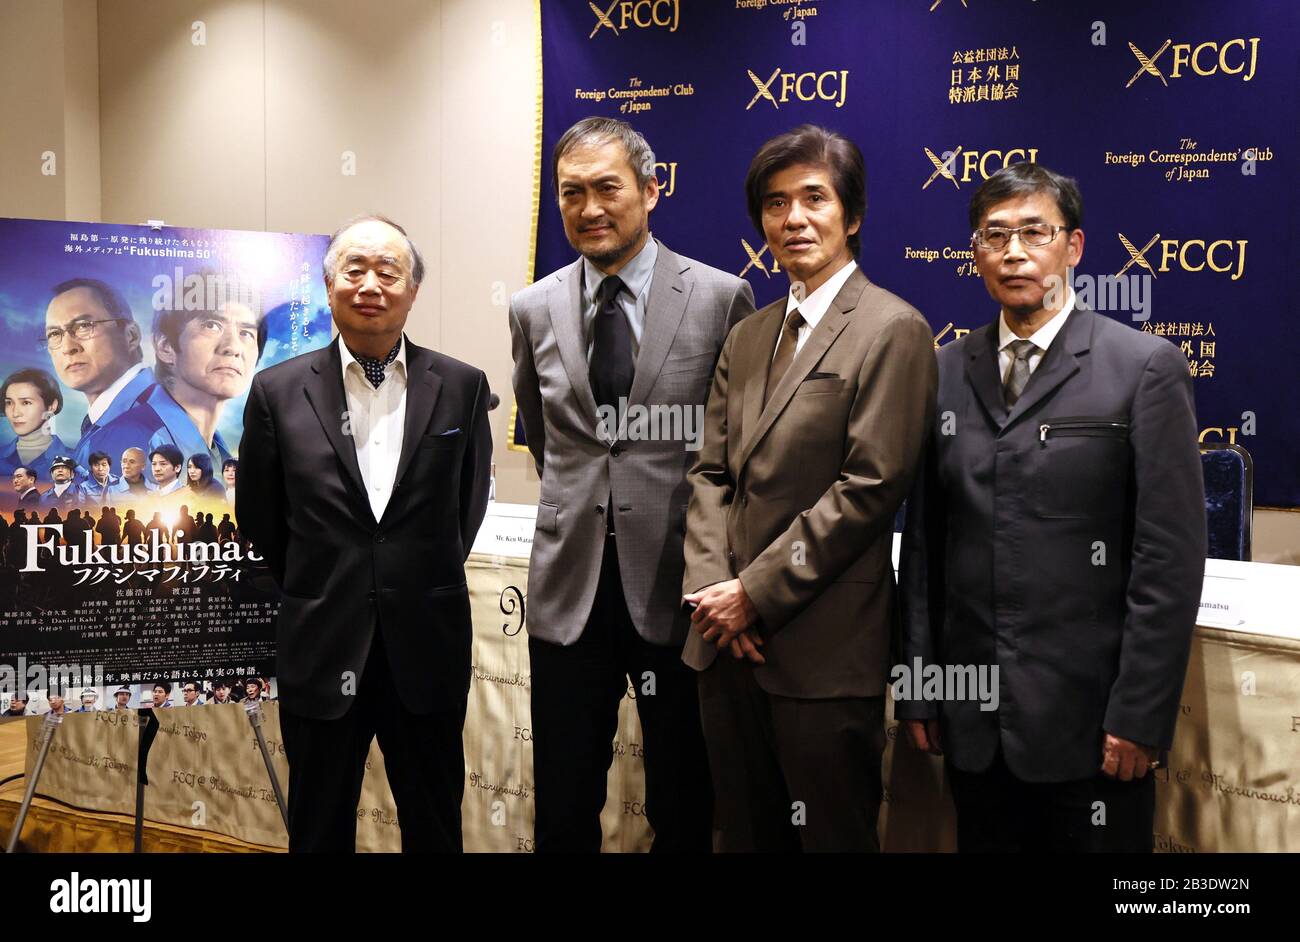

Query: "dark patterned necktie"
(350, 338), (402, 389)
(589, 275), (634, 411)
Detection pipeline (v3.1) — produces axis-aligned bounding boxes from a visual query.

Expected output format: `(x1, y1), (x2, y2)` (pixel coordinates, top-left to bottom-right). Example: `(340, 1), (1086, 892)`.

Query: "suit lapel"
(735, 268), (866, 475)
(738, 301), (783, 475)
(1001, 306), (1091, 430)
(305, 338), (370, 511)
(391, 341), (443, 494)
(964, 323), (1008, 427)
(547, 260), (610, 443)
(625, 241), (689, 412)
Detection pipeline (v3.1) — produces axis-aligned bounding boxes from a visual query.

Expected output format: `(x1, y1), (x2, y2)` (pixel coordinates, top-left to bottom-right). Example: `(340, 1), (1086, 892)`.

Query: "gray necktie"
(1003, 338), (1037, 408)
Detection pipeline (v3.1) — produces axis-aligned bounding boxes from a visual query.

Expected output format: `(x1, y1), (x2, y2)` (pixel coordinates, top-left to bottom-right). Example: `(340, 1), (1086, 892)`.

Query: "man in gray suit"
(899, 163), (1207, 852)
(510, 117), (755, 852)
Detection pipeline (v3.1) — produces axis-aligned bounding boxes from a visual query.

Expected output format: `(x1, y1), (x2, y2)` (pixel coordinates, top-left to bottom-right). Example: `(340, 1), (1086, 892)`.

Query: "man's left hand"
(1100, 733), (1157, 781)
(683, 579), (758, 648)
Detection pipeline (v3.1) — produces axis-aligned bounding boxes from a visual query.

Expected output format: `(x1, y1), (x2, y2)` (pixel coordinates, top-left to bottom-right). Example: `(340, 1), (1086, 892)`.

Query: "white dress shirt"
(340, 336), (408, 521)
(86, 363), (146, 424)
(778, 259), (858, 358)
(997, 288), (1075, 380)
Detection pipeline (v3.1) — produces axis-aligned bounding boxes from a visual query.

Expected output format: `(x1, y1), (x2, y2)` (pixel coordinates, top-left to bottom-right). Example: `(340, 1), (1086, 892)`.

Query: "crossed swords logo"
(589, 0), (619, 38)
(928, 0), (969, 10)
(1126, 39), (1172, 87)
(1116, 232), (1160, 278)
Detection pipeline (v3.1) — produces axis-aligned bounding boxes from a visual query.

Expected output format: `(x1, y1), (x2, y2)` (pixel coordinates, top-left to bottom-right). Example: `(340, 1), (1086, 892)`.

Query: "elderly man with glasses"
(238, 214), (492, 853)
(898, 162), (1206, 853)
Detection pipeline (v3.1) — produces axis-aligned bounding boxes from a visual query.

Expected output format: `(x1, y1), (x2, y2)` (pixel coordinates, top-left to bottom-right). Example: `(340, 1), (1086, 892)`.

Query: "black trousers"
(278, 626), (468, 852)
(528, 538), (712, 853)
(946, 743), (1156, 852)
(697, 650), (886, 852)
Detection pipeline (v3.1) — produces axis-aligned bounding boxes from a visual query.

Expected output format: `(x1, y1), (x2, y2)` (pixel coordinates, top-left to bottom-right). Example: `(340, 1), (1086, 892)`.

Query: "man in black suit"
(238, 214), (492, 852)
(898, 163), (1207, 852)
(13, 466), (41, 506)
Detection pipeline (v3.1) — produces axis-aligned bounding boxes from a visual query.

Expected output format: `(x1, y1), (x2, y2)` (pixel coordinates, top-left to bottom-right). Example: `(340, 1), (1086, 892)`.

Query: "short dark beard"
(582, 225), (645, 270)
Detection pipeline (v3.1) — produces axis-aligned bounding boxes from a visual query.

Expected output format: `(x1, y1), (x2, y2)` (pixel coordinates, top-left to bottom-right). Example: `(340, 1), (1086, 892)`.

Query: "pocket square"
(435, 427), (462, 436)
(804, 372), (840, 381)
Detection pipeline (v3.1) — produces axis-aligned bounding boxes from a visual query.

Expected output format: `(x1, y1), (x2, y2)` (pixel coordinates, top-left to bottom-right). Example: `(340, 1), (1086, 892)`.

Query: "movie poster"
(0, 217), (330, 719)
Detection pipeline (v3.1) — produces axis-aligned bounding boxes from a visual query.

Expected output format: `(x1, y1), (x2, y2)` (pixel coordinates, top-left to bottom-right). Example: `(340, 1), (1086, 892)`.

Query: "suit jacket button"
(610, 445), (622, 457)
(741, 494), (748, 506)
(376, 535), (386, 543)
(595, 506), (604, 515)
(368, 590), (377, 600)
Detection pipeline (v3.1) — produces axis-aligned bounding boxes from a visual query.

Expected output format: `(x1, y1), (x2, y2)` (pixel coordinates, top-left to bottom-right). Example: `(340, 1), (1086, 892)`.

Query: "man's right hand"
(903, 719), (943, 755)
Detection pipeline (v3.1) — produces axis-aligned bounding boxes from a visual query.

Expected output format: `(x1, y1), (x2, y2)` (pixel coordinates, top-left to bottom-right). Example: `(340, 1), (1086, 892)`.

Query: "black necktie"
(589, 275), (634, 412)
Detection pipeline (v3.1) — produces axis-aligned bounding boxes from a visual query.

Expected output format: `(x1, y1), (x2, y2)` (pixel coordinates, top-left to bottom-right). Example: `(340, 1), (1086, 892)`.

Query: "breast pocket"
(420, 429), (461, 449)
(795, 375), (845, 396)
(660, 351), (717, 375)
(1033, 416), (1130, 518)
(655, 364), (714, 405)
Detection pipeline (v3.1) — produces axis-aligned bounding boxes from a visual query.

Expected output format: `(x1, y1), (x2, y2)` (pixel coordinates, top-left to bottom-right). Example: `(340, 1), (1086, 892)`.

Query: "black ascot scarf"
(349, 337), (402, 389)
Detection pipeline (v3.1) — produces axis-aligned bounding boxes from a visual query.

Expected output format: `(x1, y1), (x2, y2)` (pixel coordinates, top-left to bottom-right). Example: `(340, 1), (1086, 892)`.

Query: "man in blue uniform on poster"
(77, 451), (121, 505)
(43, 278), (155, 475)
(39, 456), (81, 510)
(110, 294), (265, 479)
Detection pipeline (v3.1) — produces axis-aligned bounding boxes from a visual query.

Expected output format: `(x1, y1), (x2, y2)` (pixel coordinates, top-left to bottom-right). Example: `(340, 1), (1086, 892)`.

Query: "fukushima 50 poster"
(0, 217), (330, 719)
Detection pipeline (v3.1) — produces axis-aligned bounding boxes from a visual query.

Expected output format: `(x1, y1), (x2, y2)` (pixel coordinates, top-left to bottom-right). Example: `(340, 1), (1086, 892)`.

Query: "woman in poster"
(0, 368), (80, 482)
(184, 452), (227, 502)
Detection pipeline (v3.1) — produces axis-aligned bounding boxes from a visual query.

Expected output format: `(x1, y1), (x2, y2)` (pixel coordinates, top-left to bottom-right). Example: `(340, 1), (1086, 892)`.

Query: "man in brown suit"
(681, 125), (937, 851)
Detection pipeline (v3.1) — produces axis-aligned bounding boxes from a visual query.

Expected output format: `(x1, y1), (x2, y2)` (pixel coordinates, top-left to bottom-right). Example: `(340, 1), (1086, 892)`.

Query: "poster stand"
(5, 701), (287, 852)
(132, 708), (157, 852)
(4, 712), (61, 853)
(244, 700), (288, 829)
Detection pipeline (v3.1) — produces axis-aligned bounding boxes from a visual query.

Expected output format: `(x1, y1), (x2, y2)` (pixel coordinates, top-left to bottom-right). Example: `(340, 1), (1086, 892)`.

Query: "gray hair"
(322, 214), (425, 287)
(551, 117), (656, 195)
